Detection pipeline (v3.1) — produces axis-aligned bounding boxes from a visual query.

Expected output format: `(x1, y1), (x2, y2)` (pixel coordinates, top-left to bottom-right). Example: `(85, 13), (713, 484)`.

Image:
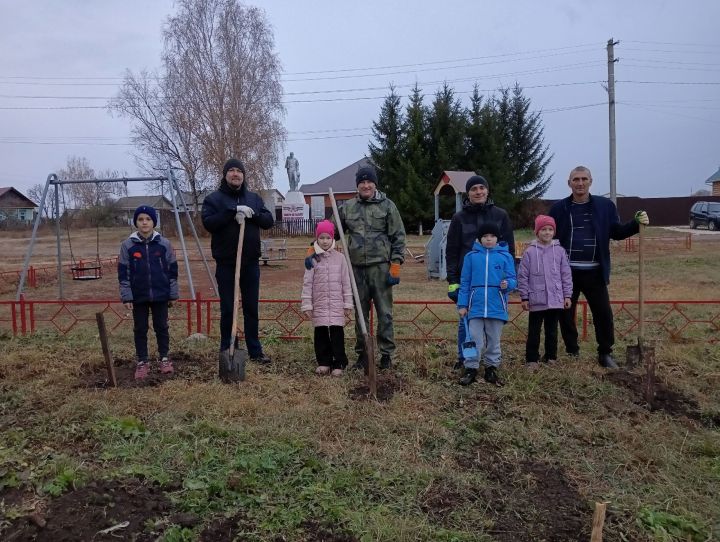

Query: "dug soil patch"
(348, 372), (406, 402)
(605, 370), (719, 427)
(454, 446), (590, 541)
(3, 479), (174, 541)
(79, 352), (212, 389)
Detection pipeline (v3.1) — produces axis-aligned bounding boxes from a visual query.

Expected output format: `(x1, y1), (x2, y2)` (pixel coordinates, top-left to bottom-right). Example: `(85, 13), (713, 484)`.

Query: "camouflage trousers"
(352, 262), (395, 358)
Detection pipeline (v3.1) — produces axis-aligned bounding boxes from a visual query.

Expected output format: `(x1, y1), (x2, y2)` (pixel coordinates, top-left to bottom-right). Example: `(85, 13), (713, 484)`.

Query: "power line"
(0, 61), (605, 100)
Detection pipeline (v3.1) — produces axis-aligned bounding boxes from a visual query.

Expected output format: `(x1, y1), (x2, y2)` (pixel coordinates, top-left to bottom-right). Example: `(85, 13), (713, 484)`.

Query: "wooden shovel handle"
(638, 223), (645, 345)
(229, 220), (245, 357)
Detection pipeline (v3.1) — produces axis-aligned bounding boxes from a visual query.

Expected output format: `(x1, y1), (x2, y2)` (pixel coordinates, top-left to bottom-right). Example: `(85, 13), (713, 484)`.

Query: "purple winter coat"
(517, 240), (573, 311)
(301, 244), (353, 327)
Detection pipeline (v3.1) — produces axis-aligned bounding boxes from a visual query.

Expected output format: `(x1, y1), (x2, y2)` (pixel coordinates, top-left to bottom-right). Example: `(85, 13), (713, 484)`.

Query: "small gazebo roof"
(433, 171), (476, 195)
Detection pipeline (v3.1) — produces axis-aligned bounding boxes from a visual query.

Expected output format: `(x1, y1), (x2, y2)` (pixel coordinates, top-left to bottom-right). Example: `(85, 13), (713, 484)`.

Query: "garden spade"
(219, 220), (247, 383)
(626, 224), (656, 390)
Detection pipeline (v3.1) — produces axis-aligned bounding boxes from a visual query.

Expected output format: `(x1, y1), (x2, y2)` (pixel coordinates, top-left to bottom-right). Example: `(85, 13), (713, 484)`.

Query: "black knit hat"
(223, 158), (246, 177)
(465, 175), (489, 193)
(355, 166), (378, 186)
(477, 221), (500, 240)
(133, 205), (157, 227)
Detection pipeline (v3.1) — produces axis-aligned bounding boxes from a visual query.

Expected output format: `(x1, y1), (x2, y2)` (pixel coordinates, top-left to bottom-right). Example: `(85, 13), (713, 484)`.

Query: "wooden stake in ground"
(95, 312), (117, 387)
(590, 501), (608, 542)
(329, 188), (377, 398)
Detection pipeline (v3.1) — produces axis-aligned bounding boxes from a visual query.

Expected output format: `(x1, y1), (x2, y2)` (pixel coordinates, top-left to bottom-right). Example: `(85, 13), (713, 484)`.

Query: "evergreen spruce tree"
(496, 84), (553, 213)
(463, 85), (513, 208)
(368, 86), (405, 202)
(396, 85), (433, 231)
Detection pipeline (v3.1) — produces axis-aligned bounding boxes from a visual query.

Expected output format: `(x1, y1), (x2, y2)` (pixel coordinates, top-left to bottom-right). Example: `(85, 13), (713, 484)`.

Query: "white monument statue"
(285, 152), (300, 191)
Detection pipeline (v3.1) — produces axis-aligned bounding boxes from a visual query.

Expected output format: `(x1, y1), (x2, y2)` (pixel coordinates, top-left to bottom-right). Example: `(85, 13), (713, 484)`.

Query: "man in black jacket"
(445, 175), (515, 368)
(202, 158), (274, 363)
(549, 165), (649, 369)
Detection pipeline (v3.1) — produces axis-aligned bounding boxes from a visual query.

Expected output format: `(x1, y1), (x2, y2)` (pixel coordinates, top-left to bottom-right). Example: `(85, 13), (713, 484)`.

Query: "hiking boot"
(134, 361), (149, 381)
(459, 368), (478, 386)
(379, 354), (392, 370)
(159, 357), (174, 374)
(484, 366), (499, 385)
(352, 355), (367, 371)
(250, 353), (272, 364)
(598, 354), (618, 369)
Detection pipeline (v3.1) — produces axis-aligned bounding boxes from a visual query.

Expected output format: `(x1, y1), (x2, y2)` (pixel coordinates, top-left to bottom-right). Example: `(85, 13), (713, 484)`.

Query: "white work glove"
(634, 210), (649, 226)
(236, 205), (254, 224)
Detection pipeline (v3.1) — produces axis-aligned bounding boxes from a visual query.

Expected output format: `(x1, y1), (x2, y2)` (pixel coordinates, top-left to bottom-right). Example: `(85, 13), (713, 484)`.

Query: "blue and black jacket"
(548, 194), (639, 285)
(201, 178), (274, 266)
(118, 231), (178, 304)
(457, 241), (517, 322)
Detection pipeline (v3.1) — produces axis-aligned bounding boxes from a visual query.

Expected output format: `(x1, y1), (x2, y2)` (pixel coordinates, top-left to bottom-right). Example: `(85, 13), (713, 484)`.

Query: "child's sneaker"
(331, 368), (344, 377)
(459, 368), (477, 386)
(315, 365), (330, 375)
(484, 366), (499, 385)
(160, 357), (174, 374)
(135, 361), (149, 380)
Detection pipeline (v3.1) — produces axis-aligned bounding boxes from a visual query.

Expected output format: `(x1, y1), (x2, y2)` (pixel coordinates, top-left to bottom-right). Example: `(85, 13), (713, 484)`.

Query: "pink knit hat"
(534, 215), (556, 235)
(315, 220), (335, 239)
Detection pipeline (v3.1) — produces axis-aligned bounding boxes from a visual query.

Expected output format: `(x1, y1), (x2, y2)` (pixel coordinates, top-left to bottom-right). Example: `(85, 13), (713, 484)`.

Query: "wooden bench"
(260, 239), (288, 265)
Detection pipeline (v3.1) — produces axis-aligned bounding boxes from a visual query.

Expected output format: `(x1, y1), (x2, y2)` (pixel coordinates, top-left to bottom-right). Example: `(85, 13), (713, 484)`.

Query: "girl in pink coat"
(301, 220), (354, 376)
(518, 215), (573, 370)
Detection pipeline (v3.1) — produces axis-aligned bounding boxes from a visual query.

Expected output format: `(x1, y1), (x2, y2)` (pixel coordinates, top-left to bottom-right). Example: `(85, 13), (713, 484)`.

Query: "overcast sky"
(1, 0), (719, 203)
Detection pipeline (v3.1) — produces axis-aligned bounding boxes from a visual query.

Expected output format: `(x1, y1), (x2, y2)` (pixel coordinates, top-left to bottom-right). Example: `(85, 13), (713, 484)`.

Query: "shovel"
(626, 224), (656, 401)
(219, 220), (247, 383)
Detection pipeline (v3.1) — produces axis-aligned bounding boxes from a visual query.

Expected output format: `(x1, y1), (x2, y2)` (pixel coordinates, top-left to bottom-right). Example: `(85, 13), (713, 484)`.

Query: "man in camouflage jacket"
(338, 166), (406, 370)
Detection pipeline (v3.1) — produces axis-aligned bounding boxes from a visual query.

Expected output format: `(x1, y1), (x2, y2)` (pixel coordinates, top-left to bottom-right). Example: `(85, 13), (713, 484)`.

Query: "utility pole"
(607, 38), (619, 205)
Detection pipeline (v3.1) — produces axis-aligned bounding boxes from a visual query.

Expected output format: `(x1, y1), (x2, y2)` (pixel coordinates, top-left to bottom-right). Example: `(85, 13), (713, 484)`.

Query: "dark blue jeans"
(132, 301), (169, 362)
(216, 261), (263, 357)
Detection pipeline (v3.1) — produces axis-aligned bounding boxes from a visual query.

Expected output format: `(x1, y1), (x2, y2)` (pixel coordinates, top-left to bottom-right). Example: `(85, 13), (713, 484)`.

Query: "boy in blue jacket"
(118, 205), (179, 380)
(457, 222), (517, 385)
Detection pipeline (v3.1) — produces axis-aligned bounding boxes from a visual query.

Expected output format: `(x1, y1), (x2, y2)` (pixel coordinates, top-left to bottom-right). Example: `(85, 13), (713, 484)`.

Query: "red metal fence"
(1, 294), (718, 344)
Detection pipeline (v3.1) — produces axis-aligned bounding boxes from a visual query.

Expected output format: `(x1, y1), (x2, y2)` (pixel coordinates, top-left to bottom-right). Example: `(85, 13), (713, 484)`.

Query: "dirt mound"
(349, 372), (406, 402)
(3, 479), (172, 541)
(605, 370), (720, 427)
(452, 444), (589, 541)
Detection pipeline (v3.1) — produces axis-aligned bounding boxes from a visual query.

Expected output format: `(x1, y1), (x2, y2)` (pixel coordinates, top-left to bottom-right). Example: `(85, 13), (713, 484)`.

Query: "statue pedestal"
(282, 191), (309, 220)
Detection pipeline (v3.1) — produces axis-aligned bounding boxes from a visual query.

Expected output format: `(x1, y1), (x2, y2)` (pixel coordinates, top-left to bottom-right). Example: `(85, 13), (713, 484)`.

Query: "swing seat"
(71, 262), (103, 280)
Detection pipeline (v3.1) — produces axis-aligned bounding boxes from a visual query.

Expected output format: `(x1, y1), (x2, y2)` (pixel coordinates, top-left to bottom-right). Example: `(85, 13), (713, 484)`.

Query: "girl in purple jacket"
(517, 215), (573, 371)
(301, 221), (354, 376)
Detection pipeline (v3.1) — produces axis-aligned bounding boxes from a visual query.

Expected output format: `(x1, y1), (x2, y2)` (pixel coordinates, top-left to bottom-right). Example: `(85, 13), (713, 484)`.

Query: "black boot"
(379, 354), (392, 370)
(459, 368), (477, 386)
(352, 354), (367, 371)
(598, 354), (618, 369)
(484, 366), (498, 385)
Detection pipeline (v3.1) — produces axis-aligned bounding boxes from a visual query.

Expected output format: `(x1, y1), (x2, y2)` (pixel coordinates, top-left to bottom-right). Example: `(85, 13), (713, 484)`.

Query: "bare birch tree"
(111, 0), (285, 208)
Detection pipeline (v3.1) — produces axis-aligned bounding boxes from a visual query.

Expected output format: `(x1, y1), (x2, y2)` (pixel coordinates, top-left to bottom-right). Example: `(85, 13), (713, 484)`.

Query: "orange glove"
(387, 262), (401, 286)
(304, 245), (317, 270)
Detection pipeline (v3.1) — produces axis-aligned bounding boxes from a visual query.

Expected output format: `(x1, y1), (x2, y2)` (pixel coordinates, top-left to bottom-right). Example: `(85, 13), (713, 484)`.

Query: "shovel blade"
(219, 348), (247, 383)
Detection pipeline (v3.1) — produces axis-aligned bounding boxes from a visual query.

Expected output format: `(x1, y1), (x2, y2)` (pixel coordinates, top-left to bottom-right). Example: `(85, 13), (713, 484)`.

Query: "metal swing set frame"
(16, 168), (218, 301)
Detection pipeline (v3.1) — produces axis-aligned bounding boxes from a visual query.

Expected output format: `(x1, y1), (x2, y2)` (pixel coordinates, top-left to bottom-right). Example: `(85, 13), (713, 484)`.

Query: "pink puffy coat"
(301, 246), (353, 327)
(517, 240), (573, 311)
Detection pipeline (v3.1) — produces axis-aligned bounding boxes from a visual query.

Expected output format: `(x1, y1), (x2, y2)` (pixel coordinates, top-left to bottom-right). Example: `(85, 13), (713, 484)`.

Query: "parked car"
(689, 201), (720, 230)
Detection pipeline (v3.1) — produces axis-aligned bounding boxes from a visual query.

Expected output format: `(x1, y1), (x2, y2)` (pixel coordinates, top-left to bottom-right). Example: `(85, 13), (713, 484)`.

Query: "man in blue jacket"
(202, 158), (274, 365)
(549, 166), (649, 369)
